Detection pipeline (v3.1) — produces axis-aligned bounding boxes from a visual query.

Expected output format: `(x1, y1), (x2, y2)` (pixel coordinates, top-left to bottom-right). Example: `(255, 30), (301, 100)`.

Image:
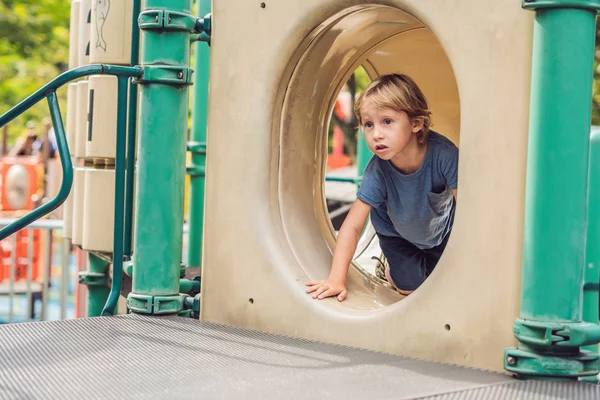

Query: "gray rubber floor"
(0, 314), (598, 399)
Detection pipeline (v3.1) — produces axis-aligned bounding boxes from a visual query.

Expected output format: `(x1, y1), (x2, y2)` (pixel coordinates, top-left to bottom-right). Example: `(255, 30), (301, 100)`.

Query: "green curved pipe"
(0, 93), (72, 240)
(0, 64), (142, 240)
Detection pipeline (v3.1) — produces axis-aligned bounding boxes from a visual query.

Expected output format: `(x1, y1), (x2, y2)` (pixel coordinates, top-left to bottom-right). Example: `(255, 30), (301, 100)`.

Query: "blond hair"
(354, 74), (432, 144)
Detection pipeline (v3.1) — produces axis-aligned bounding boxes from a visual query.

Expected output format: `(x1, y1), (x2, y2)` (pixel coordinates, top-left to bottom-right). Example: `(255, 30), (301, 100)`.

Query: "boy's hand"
(305, 279), (347, 302)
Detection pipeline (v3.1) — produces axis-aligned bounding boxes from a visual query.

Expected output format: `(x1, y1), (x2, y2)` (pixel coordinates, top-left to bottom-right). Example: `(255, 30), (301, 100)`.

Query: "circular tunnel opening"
(279, 4), (460, 307)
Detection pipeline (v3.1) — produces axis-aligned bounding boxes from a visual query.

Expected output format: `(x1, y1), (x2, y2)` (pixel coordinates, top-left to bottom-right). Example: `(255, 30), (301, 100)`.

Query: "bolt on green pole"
(127, 0), (194, 315)
(187, 0), (210, 269)
(505, 1), (600, 379)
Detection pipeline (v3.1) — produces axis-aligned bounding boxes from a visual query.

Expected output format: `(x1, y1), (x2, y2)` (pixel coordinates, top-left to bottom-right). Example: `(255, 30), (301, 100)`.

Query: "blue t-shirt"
(357, 131), (458, 249)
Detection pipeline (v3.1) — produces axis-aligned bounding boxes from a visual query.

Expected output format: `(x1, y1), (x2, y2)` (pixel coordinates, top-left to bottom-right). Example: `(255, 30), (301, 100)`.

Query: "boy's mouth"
(375, 144), (388, 152)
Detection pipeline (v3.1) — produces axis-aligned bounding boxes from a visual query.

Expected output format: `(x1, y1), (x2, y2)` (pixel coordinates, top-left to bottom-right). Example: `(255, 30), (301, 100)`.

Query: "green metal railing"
(101, 76), (132, 316)
(325, 176), (362, 184)
(0, 65), (142, 242)
(100, 0), (143, 316)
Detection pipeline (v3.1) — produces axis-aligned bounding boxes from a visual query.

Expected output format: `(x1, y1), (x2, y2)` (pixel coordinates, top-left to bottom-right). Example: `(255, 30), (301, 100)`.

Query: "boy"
(306, 74), (458, 301)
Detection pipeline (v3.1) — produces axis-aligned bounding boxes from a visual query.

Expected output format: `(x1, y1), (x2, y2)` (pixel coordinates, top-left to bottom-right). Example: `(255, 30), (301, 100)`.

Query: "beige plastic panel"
(63, 188), (74, 240)
(90, 0), (133, 65)
(75, 81), (89, 159)
(78, 0), (92, 66)
(71, 168), (87, 246)
(68, 0), (81, 69)
(87, 76), (119, 159)
(82, 168), (115, 252)
(201, 0), (533, 372)
(66, 83), (78, 156)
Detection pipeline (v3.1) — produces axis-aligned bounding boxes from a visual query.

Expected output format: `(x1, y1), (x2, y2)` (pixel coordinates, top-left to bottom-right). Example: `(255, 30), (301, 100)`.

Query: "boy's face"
(360, 100), (423, 162)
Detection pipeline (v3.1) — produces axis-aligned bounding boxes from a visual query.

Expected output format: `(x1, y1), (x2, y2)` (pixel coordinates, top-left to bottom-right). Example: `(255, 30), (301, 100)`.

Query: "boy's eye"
(364, 122), (373, 128)
(384, 119), (392, 125)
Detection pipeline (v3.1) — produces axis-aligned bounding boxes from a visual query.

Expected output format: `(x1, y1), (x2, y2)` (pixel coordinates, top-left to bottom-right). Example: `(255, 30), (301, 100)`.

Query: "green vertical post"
(356, 128), (372, 181)
(85, 253), (110, 317)
(505, 1), (600, 378)
(123, 0), (142, 257)
(581, 130), (600, 382)
(102, 77), (129, 316)
(127, 0), (194, 315)
(187, 0), (210, 269)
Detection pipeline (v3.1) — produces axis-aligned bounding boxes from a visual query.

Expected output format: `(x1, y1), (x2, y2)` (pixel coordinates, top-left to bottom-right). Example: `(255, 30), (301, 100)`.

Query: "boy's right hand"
(305, 279), (347, 302)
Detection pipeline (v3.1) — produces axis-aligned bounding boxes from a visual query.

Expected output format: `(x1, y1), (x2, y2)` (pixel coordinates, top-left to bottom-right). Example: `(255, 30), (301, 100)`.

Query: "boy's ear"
(412, 117), (425, 133)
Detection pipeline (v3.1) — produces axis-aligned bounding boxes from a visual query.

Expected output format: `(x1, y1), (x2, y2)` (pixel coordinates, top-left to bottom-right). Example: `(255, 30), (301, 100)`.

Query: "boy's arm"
(306, 198), (371, 301)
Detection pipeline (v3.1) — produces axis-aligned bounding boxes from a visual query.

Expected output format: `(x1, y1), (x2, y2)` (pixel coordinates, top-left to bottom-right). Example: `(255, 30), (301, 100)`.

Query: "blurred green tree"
(0, 0), (70, 146)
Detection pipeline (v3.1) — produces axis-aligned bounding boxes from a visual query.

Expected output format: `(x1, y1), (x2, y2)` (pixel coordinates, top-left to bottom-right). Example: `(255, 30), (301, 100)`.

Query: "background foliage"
(0, 0), (70, 144)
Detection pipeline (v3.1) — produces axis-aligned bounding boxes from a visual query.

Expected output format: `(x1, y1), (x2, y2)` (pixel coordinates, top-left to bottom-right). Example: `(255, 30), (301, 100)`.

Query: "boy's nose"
(373, 127), (384, 140)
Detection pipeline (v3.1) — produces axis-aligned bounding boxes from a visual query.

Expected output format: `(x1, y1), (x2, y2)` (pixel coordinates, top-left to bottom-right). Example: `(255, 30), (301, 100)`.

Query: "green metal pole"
(127, 0), (194, 315)
(179, 278), (200, 293)
(187, 0), (210, 269)
(356, 128), (372, 181)
(581, 130), (600, 382)
(123, 0), (142, 257)
(85, 253), (110, 316)
(505, 1), (600, 379)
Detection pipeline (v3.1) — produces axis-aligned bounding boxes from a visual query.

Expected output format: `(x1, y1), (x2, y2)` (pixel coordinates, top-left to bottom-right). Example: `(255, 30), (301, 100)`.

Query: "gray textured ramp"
(428, 380), (600, 399)
(0, 315), (597, 400)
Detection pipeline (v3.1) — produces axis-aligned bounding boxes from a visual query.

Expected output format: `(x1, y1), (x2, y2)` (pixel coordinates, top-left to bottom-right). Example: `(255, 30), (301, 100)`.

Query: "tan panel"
(90, 0), (133, 65)
(87, 76), (118, 159)
(66, 83), (78, 156)
(82, 168), (115, 252)
(68, 0), (81, 69)
(62, 188), (74, 240)
(75, 81), (89, 159)
(78, 0), (92, 66)
(71, 168), (87, 246)
(201, 0), (532, 372)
